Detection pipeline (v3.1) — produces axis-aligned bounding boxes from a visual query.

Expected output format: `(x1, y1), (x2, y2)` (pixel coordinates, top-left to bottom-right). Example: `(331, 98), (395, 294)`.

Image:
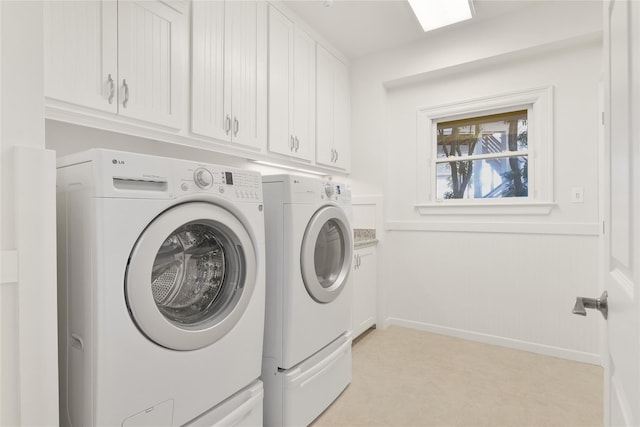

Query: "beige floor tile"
(311, 326), (603, 427)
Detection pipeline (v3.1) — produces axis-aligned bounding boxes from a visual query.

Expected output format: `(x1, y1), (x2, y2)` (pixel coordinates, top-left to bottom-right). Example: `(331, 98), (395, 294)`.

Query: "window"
(436, 110), (528, 200)
(416, 87), (554, 215)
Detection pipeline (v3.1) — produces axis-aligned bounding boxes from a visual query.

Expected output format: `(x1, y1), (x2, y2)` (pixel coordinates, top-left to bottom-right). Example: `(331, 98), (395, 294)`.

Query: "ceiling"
(281, 0), (542, 59)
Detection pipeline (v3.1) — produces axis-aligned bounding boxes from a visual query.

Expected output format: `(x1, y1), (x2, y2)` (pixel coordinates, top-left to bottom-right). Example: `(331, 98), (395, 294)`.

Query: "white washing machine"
(261, 175), (354, 427)
(56, 149), (265, 426)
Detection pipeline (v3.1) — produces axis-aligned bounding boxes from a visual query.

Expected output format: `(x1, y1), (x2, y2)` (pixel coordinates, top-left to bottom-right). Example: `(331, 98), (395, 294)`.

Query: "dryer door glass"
(151, 223), (236, 325)
(301, 206), (353, 303)
(314, 219), (345, 288)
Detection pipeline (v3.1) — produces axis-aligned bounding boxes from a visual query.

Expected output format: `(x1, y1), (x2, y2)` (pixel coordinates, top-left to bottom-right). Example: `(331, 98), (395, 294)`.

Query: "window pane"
(437, 110), (528, 159)
(436, 156), (528, 199)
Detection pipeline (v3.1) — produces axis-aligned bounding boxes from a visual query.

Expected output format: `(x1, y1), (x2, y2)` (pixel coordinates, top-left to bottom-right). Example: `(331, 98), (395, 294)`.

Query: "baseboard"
(383, 317), (603, 366)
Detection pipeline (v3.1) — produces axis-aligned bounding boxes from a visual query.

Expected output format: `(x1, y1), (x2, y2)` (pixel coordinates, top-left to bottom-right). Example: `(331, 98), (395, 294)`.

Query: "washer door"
(300, 205), (353, 303)
(126, 202), (257, 351)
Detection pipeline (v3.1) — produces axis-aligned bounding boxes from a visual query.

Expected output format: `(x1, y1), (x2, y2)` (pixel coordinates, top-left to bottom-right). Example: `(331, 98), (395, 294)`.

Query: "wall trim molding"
(385, 221), (600, 236)
(382, 317), (602, 366)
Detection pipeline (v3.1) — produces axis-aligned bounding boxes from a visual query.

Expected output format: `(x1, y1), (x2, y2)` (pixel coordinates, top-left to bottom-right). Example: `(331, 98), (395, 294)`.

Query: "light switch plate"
(571, 187), (584, 203)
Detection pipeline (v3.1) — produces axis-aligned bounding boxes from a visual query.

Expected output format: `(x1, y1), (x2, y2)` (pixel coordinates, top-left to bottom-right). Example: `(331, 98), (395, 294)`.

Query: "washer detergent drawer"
(282, 335), (352, 426)
(185, 380), (263, 427)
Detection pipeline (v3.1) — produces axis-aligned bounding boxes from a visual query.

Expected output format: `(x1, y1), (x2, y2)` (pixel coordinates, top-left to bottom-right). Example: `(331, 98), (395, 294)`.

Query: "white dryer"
(261, 175), (354, 427)
(56, 149), (265, 426)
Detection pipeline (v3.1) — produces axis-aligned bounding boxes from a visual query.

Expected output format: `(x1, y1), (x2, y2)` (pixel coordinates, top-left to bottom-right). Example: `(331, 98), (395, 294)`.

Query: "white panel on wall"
(384, 231), (601, 363)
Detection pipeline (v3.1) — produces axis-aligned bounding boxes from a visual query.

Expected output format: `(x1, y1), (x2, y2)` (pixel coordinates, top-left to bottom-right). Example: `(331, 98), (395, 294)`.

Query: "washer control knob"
(324, 183), (335, 198)
(194, 168), (213, 189)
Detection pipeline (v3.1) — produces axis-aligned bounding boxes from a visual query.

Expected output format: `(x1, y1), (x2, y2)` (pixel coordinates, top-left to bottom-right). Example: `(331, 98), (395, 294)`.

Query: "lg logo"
(112, 159), (125, 165)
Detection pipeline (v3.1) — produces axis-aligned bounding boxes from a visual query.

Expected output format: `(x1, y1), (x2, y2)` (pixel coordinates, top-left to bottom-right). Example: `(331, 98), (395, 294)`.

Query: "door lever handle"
(573, 291), (608, 319)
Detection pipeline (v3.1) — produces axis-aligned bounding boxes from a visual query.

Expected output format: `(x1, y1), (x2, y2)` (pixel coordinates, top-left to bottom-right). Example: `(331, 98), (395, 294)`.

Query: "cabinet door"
(44, 1), (117, 113)
(118, 1), (184, 129)
(267, 6), (295, 157)
(292, 28), (315, 161)
(353, 246), (377, 338)
(227, 1), (267, 149)
(332, 57), (350, 170)
(316, 44), (335, 166)
(191, 0), (230, 141)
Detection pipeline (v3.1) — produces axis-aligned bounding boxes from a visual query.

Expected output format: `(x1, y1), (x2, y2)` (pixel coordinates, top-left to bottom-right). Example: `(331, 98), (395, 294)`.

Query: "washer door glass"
(301, 206), (353, 303)
(151, 223), (234, 326)
(126, 202), (257, 351)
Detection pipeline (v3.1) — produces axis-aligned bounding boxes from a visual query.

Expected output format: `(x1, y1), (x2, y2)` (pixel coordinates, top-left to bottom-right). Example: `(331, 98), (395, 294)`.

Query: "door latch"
(573, 291), (608, 319)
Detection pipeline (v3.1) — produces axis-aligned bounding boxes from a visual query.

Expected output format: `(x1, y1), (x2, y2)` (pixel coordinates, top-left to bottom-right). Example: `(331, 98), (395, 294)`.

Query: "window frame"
(415, 86), (555, 215)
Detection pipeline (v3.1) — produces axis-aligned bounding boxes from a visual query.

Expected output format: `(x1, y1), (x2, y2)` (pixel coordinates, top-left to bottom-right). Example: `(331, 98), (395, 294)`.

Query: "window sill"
(415, 201), (556, 216)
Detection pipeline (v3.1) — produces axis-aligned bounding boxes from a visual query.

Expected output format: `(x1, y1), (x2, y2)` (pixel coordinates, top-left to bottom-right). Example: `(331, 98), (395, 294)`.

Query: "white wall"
(1, 1), (59, 425)
(349, 1), (604, 363)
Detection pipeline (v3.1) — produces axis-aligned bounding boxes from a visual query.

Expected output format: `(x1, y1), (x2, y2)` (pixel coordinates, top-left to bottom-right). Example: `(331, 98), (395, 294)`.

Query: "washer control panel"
(181, 165), (261, 201)
(320, 180), (349, 202)
(194, 168), (214, 189)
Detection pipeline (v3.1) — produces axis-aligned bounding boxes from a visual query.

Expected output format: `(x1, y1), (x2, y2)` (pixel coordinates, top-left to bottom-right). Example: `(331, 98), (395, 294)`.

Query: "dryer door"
(126, 202), (257, 351)
(300, 205), (353, 303)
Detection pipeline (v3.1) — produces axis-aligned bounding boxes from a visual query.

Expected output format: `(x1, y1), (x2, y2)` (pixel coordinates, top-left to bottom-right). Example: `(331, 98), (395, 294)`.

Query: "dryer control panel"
(262, 175), (350, 205)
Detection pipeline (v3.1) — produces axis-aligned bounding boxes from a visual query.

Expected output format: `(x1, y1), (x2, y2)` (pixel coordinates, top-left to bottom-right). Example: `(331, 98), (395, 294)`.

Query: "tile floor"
(312, 326), (603, 427)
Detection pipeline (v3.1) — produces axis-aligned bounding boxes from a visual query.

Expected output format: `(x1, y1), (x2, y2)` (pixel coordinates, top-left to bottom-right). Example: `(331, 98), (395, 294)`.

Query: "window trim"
(416, 86), (554, 215)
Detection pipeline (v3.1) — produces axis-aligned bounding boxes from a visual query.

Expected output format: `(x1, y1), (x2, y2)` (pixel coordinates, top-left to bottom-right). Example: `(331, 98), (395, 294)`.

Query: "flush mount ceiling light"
(408, 0), (474, 32)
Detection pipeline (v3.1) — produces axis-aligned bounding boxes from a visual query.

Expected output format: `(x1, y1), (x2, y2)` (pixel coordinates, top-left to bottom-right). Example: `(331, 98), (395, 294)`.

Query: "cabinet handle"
(354, 254), (358, 269)
(122, 79), (129, 108)
(330, 149), (335, 162)
(107, 74), (115, 104)
(225, 115), (231, 135)
(233, 117), (239, 137)
(290, 135), (295, 151)
(358, 254), (361, 268)
(334, 149), (339, 163)
(295, 136), (300, 152)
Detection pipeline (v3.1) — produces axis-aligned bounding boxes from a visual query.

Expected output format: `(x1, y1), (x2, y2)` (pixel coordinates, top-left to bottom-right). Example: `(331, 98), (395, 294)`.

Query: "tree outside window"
(435, 110), (528, 200)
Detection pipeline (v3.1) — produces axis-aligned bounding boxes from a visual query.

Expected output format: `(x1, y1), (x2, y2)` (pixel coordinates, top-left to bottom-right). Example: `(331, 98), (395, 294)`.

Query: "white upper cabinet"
(44, 1), (118, 114)
(44, 1), (185, 129)
(316, 44), (350, 170)
(117, 1), (184, 129)
(268, 6), (315, 161)
(192, 1), (267, 150)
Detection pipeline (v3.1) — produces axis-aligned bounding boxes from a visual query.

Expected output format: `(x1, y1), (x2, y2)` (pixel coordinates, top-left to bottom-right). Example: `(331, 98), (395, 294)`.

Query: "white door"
(191, 0), (229, 142)
(316, 45), (349, 170)
(267, 5), (295, 156)
(43, 1), (117, 112)
(117, 0), (184, 129)
(292, 26), (315, 161)
(316, 44), (335, 167)
(603, 0), (640, 424)
(227, 0), (266, 149)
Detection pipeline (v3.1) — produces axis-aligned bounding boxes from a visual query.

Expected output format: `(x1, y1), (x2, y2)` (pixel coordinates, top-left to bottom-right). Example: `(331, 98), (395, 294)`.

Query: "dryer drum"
(151, 223), (229, 325)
